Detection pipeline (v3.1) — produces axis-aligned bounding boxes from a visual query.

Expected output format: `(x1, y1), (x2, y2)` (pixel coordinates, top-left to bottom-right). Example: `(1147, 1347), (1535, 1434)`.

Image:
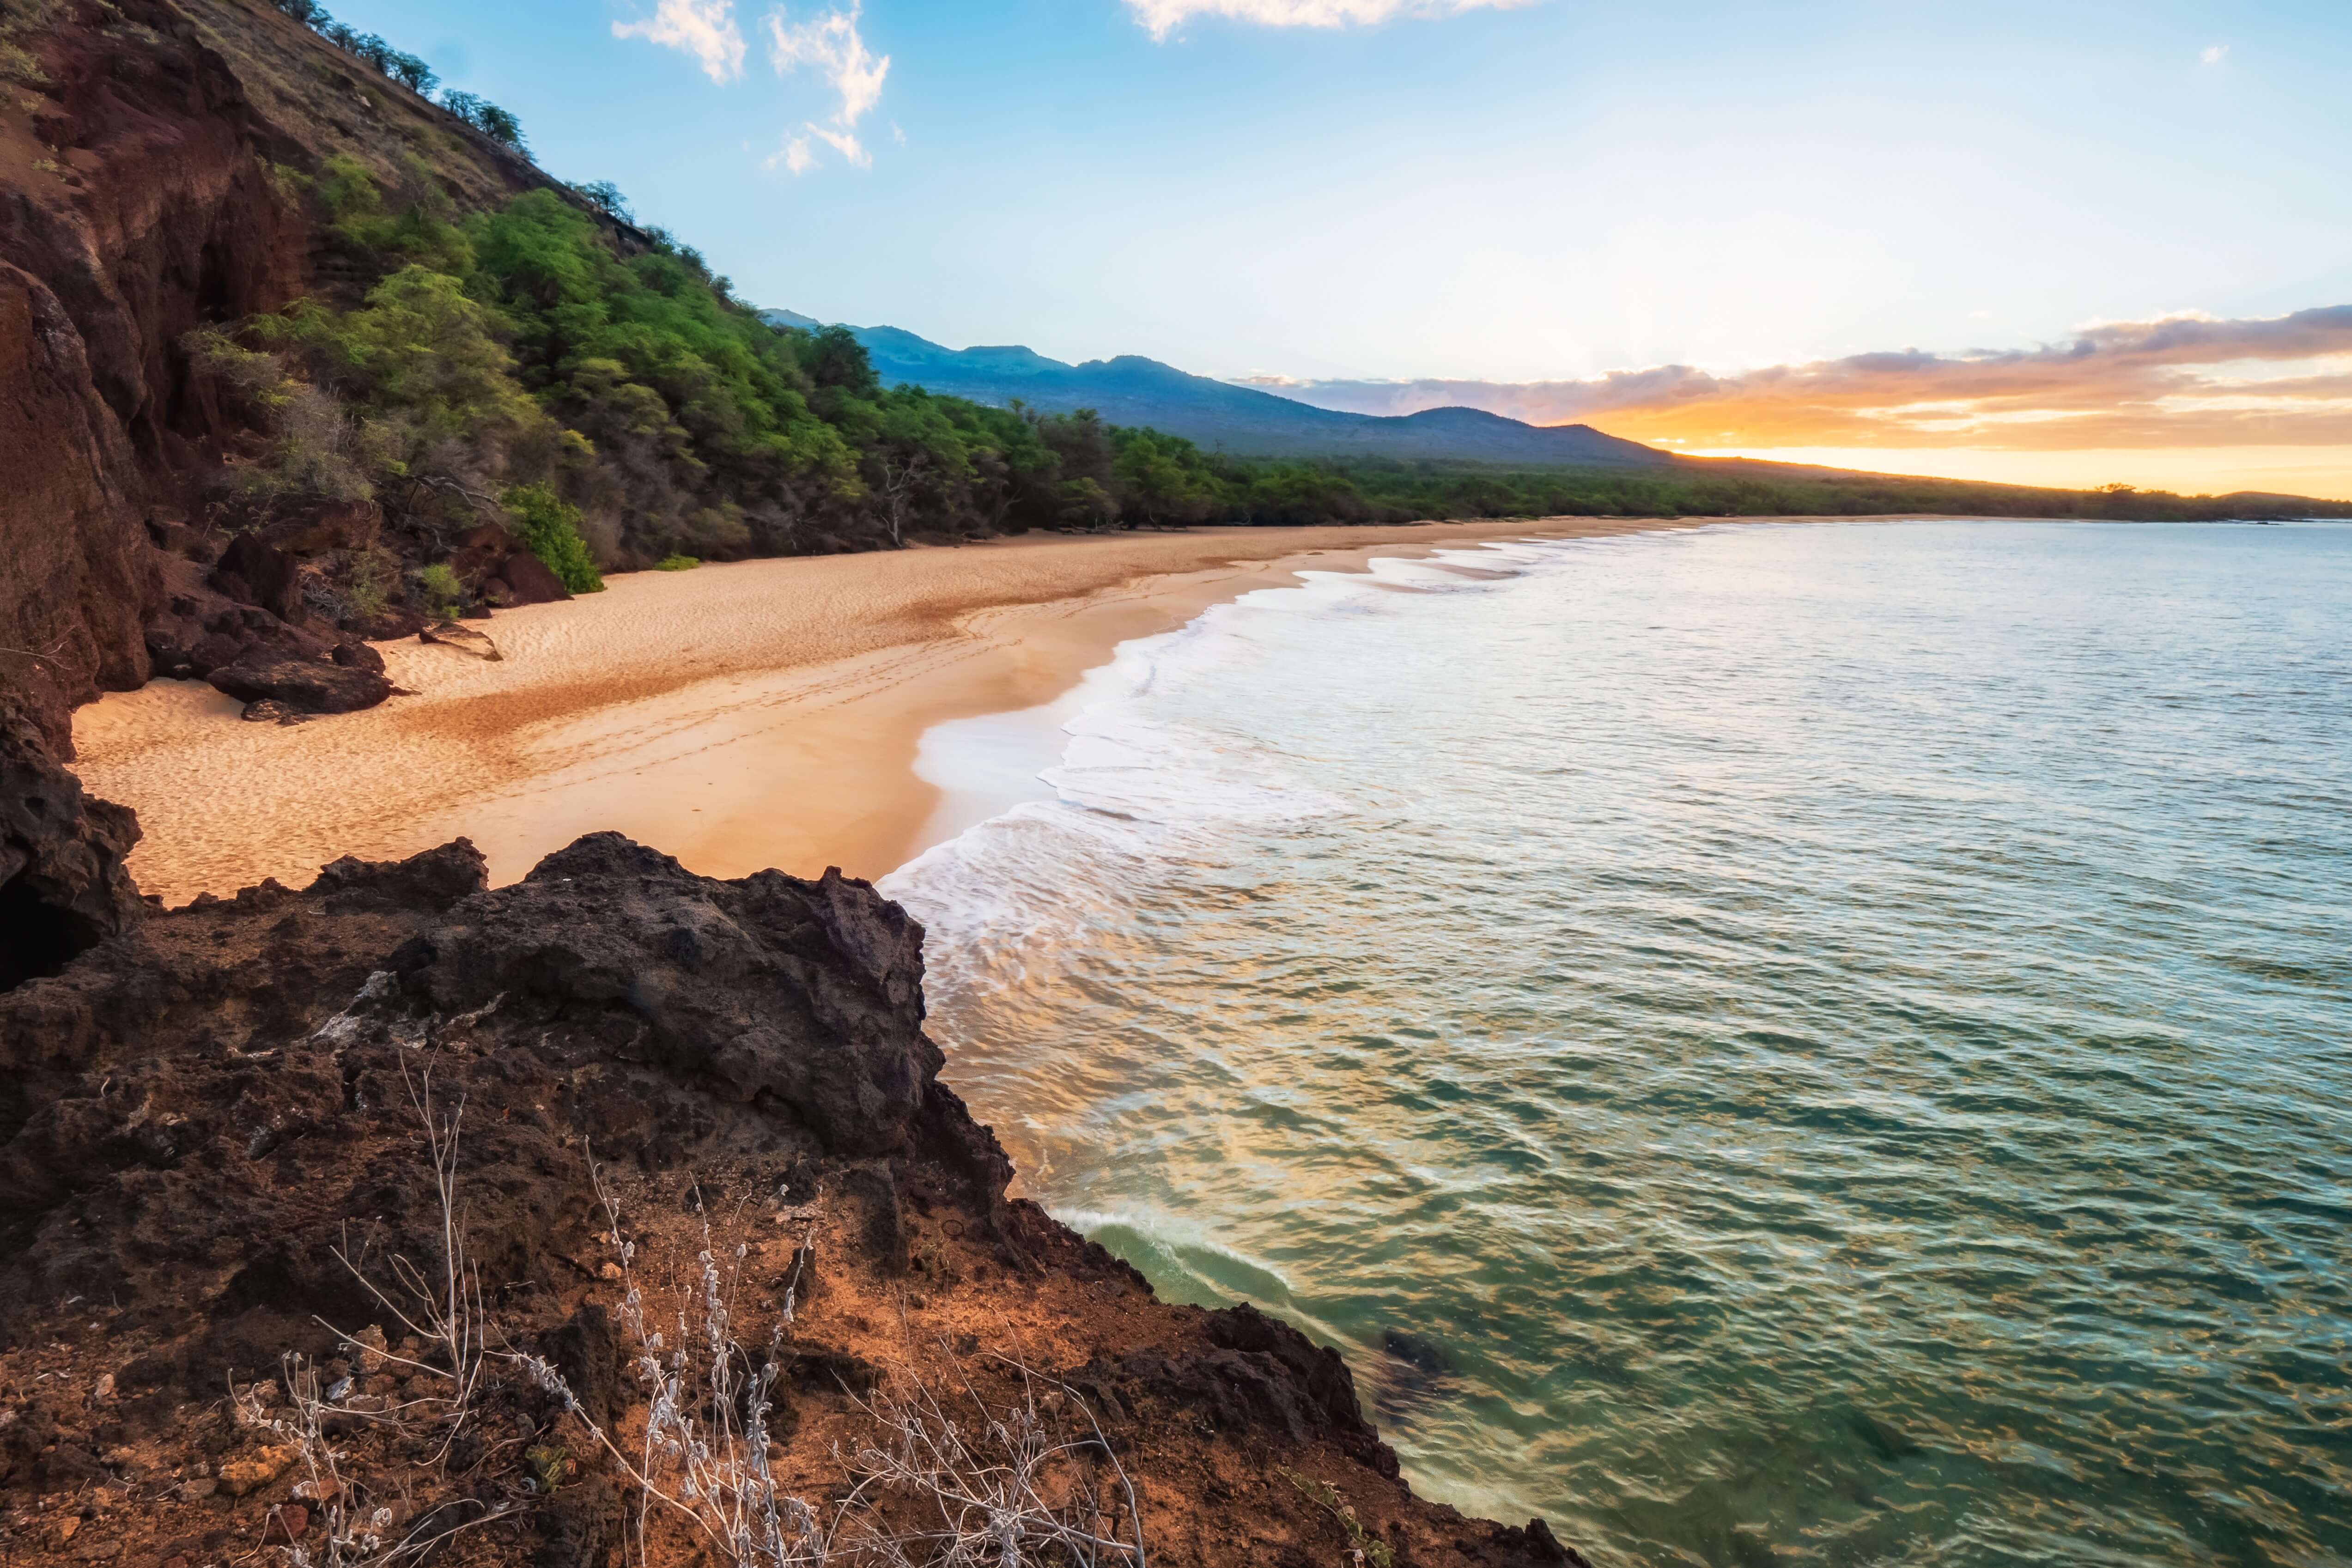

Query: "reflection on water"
(881, 521), (2352, 1567)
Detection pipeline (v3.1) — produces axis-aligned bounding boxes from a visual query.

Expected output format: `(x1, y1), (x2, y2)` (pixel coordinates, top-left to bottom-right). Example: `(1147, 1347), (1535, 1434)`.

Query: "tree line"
(270, 0), (528, 152)
(191, 12), (2344, 623)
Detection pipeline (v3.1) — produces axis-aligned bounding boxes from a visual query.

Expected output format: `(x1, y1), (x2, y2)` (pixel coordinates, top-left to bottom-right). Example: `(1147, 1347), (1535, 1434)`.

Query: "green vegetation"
(0, 0), (58, 90)
(271, 0), (526, 151)
(1171, 456), (2349, 527)
(195, 163), (1121, 572)
(655, 555), (700, 572)
(502, 483), (604, 593)
(188, 133), (2341, 630)
(414, 563), (465, 619)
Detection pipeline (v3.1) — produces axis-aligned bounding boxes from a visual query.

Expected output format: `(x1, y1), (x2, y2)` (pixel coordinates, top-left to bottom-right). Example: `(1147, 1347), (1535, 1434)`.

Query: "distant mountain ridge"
(760, 311), (1671, 468)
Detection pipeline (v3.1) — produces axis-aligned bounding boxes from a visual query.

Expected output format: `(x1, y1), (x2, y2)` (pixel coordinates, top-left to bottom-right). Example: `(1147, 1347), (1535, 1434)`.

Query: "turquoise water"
(880, 521), (2352, 1567)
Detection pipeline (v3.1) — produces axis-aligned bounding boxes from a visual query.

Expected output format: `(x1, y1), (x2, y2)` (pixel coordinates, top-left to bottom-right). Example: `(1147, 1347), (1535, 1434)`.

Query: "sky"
(323, 0), (2352, 497)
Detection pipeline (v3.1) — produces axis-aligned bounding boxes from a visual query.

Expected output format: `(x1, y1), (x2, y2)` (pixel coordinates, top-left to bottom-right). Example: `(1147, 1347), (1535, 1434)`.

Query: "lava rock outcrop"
(0, 702), (144, 991)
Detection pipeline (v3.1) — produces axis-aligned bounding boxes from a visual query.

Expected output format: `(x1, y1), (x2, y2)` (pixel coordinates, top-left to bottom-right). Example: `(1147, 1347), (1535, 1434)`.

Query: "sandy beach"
(75, 517), (1733, 904)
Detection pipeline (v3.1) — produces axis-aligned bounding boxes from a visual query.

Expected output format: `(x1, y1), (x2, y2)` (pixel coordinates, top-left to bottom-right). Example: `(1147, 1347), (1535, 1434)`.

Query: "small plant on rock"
(1281, 1467), (1394, 1568)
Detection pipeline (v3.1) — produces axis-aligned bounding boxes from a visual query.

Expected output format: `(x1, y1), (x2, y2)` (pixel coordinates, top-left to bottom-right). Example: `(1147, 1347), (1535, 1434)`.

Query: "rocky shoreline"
(0, 818), (1587, 1567)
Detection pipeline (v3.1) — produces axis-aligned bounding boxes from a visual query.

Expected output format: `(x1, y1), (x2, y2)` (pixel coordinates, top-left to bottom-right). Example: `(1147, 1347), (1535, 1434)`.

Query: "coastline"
(78, 516), (1750, 904)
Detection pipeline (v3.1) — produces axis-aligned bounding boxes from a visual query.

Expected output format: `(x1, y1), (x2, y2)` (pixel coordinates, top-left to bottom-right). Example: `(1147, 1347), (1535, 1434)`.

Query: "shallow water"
(880, 520), (2352, 1567)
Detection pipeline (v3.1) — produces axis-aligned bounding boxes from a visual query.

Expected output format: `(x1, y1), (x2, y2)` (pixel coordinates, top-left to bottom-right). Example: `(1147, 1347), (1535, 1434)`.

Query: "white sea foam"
(881, 541), (1569, 946)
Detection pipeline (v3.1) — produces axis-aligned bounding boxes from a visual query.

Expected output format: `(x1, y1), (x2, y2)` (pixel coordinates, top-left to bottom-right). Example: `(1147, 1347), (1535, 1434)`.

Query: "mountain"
(762, 314), (1672, 468)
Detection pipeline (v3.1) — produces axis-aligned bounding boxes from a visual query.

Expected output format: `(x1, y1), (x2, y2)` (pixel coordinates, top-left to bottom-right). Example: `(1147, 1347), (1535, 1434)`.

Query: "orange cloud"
(1238, 307), (2352, 466)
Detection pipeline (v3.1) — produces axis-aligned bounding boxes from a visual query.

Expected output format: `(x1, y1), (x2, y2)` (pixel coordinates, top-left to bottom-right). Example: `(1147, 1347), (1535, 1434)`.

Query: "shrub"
(502, 483), (604, 593)
(415, 562), (465, 618)
(341, 546), (400, 620)
(0, 43), (47, 87)
(655, 554), (700, 571)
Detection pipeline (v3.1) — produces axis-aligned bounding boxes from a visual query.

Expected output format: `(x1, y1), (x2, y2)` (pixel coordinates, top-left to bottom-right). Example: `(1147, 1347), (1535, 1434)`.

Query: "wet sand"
(75, 518), (1734, 903)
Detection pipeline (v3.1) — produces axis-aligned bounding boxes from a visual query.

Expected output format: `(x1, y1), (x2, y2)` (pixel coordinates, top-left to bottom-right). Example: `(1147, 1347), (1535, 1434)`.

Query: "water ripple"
(885, 522), (2352, 1567)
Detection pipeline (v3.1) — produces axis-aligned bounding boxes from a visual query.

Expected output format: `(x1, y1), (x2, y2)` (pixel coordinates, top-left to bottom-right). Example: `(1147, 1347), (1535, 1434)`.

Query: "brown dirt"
(0, 834), (1589, 1568)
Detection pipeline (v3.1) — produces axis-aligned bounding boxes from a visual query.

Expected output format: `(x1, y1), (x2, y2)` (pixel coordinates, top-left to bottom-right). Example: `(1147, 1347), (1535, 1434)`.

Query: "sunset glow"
(1239, 308), (2352, 497)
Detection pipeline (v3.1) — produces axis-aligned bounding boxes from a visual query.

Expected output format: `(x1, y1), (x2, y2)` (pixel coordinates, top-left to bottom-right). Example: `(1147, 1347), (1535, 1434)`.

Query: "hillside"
(769, 317), (2352, 523)
(767, 315), (1672, 467)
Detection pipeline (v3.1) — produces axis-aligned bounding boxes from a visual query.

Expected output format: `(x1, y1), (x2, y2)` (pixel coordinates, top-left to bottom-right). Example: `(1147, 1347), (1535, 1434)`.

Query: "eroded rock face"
(0, 263), (158, 754)
(0, 0), (560, 748)
(0, 707), (143, 993)
(210, 535), (307, 625)
(0, 0), (314, 752)
(394, 833), (940, 1155)
(0, 834), (954, 1355)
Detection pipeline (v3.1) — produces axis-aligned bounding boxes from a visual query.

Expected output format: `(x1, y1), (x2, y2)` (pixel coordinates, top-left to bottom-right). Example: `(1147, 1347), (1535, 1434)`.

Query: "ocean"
(878, 519), (2352, 1567)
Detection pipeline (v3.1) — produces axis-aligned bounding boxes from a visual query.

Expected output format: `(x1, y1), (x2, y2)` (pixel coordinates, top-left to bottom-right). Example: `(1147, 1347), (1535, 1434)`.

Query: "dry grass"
(279, 1085), (1150, 1568)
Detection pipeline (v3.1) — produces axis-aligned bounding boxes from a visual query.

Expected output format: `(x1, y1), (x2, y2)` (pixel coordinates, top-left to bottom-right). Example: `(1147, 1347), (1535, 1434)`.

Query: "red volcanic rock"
(0, 265), (157, 754)
(266, 498), (381, 557)
(340, 608), (428, 642)
(210, 535), (305, 624)
(491, 548), (571, 606)
(330, 639), (386, 674)
(208, 658), (392, 715)
(0, 705), (143, 991)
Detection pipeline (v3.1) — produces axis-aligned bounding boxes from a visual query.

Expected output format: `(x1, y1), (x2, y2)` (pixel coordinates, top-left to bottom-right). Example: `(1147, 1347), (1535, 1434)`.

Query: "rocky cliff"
(0, 0), (582, 754)
(0, 833), (1586, 1567)
(0, 0), (563, 966)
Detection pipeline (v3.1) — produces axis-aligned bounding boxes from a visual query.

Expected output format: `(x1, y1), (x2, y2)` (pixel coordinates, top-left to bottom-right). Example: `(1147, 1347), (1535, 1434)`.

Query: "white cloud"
(613, 0), (747, 82)
(808, 123), (871, 167)
(767, 133), (818, 174)
(2201, 43), (2229, 66)
(767, 4), (890, 127)
(1125, 0), (1535, 41)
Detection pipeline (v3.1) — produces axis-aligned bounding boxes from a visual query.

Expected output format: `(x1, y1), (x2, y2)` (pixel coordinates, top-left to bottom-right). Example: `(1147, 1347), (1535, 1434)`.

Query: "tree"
(1112, 429), (1219, 526)
(474, 103), (528, 152)
(389, 52), (438, 94)
(803, 325), (880, 396)
(1057, 478), (1120, 532)
(439, 90), (529, 155)
(569, 181), (633, 223)
(875, 452), (925, 548)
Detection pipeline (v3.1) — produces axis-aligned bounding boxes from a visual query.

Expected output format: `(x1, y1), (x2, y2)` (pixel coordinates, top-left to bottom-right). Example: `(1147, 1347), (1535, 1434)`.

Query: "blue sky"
(321, 0), (2352, 492)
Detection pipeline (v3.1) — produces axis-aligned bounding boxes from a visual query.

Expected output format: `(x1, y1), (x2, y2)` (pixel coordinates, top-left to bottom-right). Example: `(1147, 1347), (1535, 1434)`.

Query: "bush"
(655, 554), (700, 571)
(415, 562), (465, 618)
(340, 546), (399, 620)
(502, 483), (604, 593)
